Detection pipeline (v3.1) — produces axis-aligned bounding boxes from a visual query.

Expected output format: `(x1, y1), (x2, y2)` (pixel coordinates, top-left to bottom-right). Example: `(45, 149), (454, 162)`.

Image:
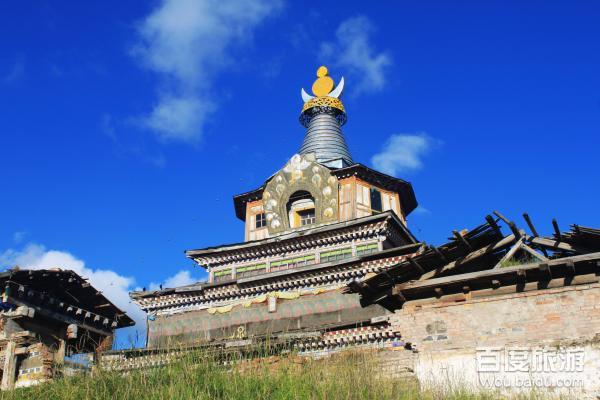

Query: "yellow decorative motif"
(302, 96), (345, 113)
(206, 287), (337, 315)
(312, 66), (334, 97)
(300, 66), (346, 116)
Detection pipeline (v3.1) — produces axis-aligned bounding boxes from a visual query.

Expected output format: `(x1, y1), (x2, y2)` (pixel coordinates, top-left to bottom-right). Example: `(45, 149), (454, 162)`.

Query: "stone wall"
(389, 283), (600, 398)
(147, 290), (391, 348)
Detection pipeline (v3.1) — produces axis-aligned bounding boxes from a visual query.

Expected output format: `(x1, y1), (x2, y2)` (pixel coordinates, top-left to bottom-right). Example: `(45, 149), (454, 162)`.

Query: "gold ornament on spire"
(312, 66), (334, 97)
(300, 66), (346, 114)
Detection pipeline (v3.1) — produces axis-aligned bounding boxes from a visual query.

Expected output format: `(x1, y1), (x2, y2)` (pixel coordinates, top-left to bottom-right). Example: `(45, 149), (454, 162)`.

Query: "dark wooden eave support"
(565, 260), (576, 275)
(523, 213), (549, 257)
(6, 296), (113, 337)
(538, 263), (552, 280)
(431, 246), (448, 264)
(494, 210), (521, 239)
(523, 213), (539, 237)
(485, 215), (502, 237)
(453, 230), (472, 251)
(552, 219), (562, 241)
(408, 257), (425, 274)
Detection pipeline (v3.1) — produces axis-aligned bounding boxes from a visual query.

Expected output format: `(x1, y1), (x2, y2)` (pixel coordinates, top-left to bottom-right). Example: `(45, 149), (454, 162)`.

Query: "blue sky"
(1, 1), (599, 346)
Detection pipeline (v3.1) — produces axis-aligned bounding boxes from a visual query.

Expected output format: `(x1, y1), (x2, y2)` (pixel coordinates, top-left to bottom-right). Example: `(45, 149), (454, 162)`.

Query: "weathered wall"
(148, 290), (390, 348)
(389, 283), (600, 398)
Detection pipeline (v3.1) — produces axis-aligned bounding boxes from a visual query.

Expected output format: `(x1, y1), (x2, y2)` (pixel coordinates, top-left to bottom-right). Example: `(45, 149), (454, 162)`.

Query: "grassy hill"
(1, 351), (550, 400)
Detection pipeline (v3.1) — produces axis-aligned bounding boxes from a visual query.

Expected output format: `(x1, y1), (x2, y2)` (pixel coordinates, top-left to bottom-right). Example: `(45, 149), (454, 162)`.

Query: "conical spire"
(299, 66), (353, 168)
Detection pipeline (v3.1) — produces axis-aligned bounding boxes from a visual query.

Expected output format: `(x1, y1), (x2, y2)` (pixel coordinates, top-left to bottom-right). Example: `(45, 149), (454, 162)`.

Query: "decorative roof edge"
(233, 163), (418, 221)
(185, 210), (417, 265)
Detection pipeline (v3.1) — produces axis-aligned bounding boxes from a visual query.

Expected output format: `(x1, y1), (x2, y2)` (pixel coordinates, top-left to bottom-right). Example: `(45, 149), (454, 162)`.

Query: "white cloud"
(132, 0), (282, 142)
(371, 133), (437, 176)
(149, 270), (198, 291)
(413, 205), (431, 216)
(320, 16), (391, 95)
(143, 95), (215, 142)
(12, 231), (27, 244)
(0, 243), (146, 347)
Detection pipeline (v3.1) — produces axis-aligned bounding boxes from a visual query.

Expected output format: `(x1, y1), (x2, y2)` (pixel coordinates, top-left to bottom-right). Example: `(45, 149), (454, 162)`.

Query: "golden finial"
(299, 66), (346, 124)
(312, 66), (334, 97)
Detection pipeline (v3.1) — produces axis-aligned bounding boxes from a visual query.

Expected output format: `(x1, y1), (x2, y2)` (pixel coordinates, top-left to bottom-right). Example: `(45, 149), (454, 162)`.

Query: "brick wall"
(389, 283), (600, 398)
(392, 283), (600, 350)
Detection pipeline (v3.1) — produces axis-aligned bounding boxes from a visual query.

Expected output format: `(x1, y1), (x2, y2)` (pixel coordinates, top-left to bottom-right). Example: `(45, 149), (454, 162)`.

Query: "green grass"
(0, 350), (559, 400)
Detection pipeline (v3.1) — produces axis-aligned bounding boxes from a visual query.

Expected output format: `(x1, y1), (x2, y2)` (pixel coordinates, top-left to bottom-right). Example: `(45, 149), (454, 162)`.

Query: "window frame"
(370, 188), (383, 212)
(356, 243), (379, 256)
(320, 247), (353, 263)
(298, 208), (316, 226)
(255, 212), (267, 229)
(236, 263), (267, 279)
(213, 269), (232, 283)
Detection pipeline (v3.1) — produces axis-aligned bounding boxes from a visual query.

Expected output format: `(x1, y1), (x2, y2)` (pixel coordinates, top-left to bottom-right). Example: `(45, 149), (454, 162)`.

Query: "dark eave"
(185, 210), (417, 260)
(232, 163), (418, 221)
(130, 242), (424, 299)
(0, 268), (134, 327)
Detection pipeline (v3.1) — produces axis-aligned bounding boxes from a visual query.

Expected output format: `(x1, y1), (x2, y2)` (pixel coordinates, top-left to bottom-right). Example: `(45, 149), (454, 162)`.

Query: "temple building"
(129, 67), (422, 351)
(109, 68), (600, 399)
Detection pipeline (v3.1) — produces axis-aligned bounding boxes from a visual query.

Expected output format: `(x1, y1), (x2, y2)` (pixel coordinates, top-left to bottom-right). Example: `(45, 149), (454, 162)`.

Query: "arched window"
(286, 190), (316, 228)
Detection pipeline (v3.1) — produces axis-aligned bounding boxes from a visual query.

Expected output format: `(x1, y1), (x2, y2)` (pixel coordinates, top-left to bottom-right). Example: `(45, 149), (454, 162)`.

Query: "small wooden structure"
(0, 268), (134, 390)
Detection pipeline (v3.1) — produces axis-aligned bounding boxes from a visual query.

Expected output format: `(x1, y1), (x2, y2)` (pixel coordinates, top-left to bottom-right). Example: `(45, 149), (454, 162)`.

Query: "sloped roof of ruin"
(0, 268), (134, 328)
(346, 212), (600, 311)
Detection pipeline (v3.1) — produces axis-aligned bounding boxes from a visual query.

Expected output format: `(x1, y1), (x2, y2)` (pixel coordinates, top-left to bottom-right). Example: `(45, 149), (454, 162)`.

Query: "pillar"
(1, 340), (17, 391)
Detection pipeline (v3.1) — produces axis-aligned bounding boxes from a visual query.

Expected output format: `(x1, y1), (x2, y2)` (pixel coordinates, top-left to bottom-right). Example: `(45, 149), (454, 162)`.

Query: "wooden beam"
(1, 340), (16, 391)
(493, 238), (524, 269)
(404, 273), (600, 307)
(522, 213), (539, 237)
(453, 230), (472, 251)
(485, 215), (502, 236)
(529, 237), (587, 254)
(520, 243), (549, 262)
(494, 211), (521, 238)
(552, 219), (561, 240)
(408, 257), (424, 274)
(565, 260), (576, 275)
(391, 286), (406, 302)
(419, 233), (518, 280)
(431, 246), (448, 264)
(399, 251), (600, 292)
(522, 213), (549, 257)
(6, 297), (112, 337)
(539, 263), (552, 279)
